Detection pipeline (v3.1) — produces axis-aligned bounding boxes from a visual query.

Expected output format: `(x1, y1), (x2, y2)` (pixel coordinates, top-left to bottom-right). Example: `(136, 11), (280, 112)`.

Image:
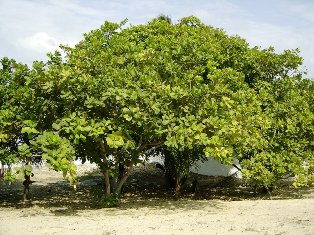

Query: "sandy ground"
(1, 163), (314, 235)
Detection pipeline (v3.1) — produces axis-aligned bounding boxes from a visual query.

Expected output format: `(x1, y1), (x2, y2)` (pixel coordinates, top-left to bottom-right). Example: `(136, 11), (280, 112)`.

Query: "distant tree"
(155, 14), (172, 24)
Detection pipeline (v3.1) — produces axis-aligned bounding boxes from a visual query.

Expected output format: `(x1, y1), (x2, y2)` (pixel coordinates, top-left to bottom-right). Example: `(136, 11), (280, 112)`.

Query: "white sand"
(0, 198), (313, 235)
(0, 164), (313, 235)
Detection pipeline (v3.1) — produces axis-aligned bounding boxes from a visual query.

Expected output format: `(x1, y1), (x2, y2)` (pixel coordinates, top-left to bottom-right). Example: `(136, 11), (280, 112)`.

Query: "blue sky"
(0, 0), (313, 78)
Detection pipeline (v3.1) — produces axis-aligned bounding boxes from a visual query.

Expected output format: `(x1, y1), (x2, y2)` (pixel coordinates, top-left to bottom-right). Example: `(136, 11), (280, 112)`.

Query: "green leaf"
(106, 132), (125, 148)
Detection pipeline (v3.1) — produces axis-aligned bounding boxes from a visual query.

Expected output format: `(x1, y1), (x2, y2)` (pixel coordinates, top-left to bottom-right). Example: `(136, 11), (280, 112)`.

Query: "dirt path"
(1, 164), (313, 235)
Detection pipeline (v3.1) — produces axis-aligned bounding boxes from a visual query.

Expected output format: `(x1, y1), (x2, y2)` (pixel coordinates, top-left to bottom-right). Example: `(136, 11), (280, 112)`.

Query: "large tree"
(1, 16), (313, 205)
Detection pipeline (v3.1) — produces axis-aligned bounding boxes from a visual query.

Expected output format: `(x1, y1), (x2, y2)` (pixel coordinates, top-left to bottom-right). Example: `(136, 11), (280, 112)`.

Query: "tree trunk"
(175, 180), (181, 194)
(115, 161), (134, 195)
(103, 171), (111, 197)
(22, 173), (35, 200)
(23, 184), (30, 201)
(97, 138), (111, 197)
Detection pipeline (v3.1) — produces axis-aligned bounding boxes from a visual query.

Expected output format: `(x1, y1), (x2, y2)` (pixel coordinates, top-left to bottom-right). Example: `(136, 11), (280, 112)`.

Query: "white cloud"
(19, 32), (59, 53)
(19, 32), (77, 54)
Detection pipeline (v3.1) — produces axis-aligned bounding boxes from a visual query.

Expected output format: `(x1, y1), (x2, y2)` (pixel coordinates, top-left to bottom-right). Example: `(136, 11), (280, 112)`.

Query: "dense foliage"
(1, 16), (313, 204)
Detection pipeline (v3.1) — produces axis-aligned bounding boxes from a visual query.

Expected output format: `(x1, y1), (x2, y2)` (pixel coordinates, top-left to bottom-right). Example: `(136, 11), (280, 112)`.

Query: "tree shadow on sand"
(0, 179), (224, 215)
(0, 179), (95, 210)
(0, 165), (313, 215)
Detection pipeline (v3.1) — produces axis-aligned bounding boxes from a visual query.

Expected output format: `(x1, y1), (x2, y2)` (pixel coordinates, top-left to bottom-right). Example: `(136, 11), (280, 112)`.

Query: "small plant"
(92, 186), (120, 208)
(100, 193), (120, 208)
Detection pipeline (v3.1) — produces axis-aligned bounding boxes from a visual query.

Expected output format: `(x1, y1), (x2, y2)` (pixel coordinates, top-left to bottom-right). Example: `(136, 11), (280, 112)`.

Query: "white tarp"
(147, 155), (242, 178)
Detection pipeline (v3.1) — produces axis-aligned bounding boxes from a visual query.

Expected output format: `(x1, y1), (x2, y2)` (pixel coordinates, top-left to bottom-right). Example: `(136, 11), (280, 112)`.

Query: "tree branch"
(139, 141), (164, 152)
(115, 160), (135, 194)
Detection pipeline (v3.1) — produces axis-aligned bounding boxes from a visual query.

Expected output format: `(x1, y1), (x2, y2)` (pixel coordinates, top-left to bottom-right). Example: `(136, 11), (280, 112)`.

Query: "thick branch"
(103, 171), (111, 196)
(139, 141), (164, 152)
(97, 138), (111, 196)
(115, 160), (135, 194)
(136, 136), (143, 150)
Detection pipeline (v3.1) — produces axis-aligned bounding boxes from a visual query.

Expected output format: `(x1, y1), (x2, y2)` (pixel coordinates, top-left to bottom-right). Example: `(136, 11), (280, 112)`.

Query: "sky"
(0, 0), (313, 78)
